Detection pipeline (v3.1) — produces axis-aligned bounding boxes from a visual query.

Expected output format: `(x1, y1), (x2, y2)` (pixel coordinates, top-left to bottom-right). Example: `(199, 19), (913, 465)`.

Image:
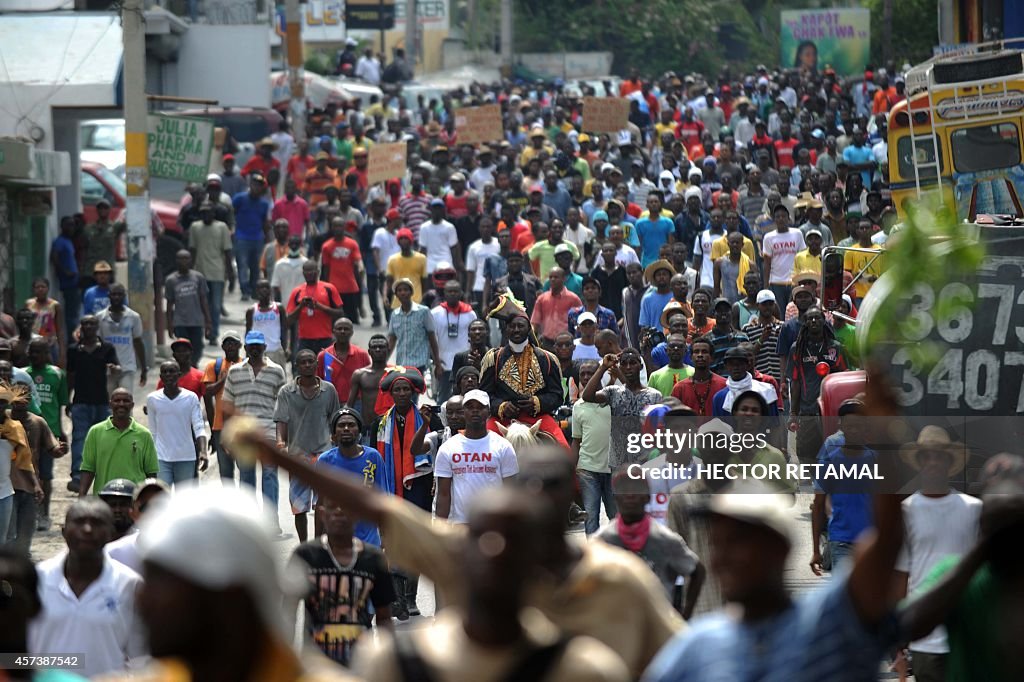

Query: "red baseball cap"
(386, 208), (400, 221)
(170, 337), (192, 349)
(222, 154), (235, 161)
(397, 228), (414, 241)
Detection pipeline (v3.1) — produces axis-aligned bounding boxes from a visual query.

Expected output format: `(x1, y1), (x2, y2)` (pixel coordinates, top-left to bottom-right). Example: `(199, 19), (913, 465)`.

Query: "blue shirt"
(82, 285), (111, 315)
(635, 216), (676, 267)
(232, 191), (272, 242)
(649, 342), (692, 370)
(639, 289), (674, 329)
(51, 236), (78, 290)
(317, 445), (392, 546)
(842, 144), (875, 188)
(643, 577), (898, 682)
(542, 186), (572, 220)
(813, 433), (877, 543)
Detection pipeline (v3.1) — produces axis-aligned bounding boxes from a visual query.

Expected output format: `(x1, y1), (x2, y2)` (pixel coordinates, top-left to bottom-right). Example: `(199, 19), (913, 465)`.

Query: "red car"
(81, 161), (180, 234)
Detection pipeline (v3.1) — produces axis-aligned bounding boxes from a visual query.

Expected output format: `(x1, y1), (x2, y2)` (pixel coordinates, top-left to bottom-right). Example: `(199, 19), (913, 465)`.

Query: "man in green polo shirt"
(78, 387), (158, 496)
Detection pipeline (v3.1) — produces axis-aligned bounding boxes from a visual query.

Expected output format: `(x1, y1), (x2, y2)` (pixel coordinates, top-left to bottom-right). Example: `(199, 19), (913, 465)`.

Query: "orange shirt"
(202, 357), (239, 430)
(303, 167), (338, 205)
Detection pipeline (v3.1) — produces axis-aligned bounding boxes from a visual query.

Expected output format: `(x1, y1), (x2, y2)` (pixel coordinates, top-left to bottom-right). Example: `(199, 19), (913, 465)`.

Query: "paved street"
(32, 288), (830, 624)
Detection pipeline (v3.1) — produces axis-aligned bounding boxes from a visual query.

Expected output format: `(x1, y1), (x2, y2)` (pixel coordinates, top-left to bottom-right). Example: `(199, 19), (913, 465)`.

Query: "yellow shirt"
(792, 249), (822, 277)
(711, 234), (756, 262)
(385, 251), (427, 308)
(844, 245), (884, 299)
(655, 122), (678, 139)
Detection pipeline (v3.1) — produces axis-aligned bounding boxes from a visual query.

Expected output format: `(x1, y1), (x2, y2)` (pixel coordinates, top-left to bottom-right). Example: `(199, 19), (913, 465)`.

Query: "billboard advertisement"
(780, 9), (870, 76)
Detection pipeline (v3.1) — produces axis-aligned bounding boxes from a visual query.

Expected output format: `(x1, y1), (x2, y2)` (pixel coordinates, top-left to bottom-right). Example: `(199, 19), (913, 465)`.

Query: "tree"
(863, 0), (937, 66)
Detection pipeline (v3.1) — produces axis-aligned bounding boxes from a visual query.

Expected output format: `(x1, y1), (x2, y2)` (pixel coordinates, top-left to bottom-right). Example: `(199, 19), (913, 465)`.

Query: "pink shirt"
(271, 196), (311, 237)
(530, 289), (582, 341)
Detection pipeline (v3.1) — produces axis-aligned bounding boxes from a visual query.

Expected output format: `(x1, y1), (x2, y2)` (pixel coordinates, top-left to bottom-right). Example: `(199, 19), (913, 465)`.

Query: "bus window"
(897, 136), (942, 179)
(950, 123), (1021, 173)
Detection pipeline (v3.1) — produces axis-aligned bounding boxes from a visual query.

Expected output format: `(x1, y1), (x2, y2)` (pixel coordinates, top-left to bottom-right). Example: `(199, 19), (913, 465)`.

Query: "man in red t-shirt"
(157, 338), (206, 397)
(320, 217), (365, 324)
(286, 259), (344, 356)
(671, 336), (726, 418)
(316, 317), (371, 405)
(242, 138), (282, 199)
(444, 172), (471, 220)
(773, 124), (799, 171)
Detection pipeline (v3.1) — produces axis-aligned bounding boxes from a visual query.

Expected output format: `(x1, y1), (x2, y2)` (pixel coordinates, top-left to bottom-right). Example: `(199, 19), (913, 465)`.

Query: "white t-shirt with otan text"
(762, 228), (806, 284)
(434, 432), (519, 523)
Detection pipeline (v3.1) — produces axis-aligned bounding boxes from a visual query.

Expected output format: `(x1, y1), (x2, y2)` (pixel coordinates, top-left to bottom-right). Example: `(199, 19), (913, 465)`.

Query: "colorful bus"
(888, 39), (1024, 221)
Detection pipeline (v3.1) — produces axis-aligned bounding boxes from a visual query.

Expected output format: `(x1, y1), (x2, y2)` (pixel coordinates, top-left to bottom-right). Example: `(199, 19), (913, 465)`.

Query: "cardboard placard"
(583, 97), (629, 134)
(367, 142), (407, 185)
(455, 104), (503, 145)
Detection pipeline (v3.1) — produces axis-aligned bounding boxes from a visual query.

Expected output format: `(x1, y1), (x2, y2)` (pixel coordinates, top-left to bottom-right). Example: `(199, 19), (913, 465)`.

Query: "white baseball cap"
(577, 311), (598, 325)
(700, 486), (795, 546)
(756, 289), (777, 304)
(463, 389), (490, 407)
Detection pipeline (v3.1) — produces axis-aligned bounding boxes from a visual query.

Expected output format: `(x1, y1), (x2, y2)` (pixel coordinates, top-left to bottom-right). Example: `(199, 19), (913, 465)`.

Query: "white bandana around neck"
(722, 373), (778, 413)
(509, 339), (529, 353)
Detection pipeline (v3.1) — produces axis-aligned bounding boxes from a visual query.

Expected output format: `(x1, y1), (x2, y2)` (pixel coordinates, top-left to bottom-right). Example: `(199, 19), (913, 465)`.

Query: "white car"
(80, 118), (125, 178)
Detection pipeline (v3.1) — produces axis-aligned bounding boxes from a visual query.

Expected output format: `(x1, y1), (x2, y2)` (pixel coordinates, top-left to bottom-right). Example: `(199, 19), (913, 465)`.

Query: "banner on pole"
(147, 114), (215, 184)
(582, 97), (629, 134)
(367, 142), (407, 185)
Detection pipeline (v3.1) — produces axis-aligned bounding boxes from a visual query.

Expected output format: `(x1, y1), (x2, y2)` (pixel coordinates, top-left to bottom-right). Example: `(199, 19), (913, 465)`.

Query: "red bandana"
(616, 514), (652, 553)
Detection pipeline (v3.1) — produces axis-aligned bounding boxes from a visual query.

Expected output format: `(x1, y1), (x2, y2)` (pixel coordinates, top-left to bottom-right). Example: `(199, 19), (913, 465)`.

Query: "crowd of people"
(0, 58), (1018, 682)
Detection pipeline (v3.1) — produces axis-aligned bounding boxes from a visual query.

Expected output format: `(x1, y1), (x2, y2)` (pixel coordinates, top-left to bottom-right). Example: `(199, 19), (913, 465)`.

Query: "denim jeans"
(213, 431), (238, 481)
(158, 459), (197, 487)
(436, 371), (454, 404)
(578, 469), (616, 536)
(829, 540), (855, 573)
(71, 403), (111, 483)
(769, 284), (792, 310)
(173, 326), (205, 366)
(207, 280), (225, 339)
(239, 462), (279, 515)
(0, 494), (13, 545)
(235, 239), (263, 297)
(6, 490), (36, 556)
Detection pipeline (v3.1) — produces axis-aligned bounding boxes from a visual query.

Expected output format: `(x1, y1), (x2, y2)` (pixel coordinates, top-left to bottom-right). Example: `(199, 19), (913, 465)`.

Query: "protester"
(146, 360), (207, 486)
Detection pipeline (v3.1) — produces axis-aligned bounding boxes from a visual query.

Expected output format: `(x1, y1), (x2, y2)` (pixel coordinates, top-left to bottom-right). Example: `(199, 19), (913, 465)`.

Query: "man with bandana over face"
(479, 294), (567, 447)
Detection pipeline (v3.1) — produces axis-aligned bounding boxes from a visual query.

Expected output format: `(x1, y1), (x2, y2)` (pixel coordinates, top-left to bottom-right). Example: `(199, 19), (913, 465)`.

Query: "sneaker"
(371, 318), (381, 328)
(36, 515), (51, 532)
(66, 479), (79, 493)
(240, 294), (250, 302)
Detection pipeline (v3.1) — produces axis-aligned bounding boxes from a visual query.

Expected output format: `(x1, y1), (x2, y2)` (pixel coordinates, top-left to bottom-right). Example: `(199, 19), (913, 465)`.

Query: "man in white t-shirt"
(418, 198), (464, 275)
(694, 209), (727, 289)
(760, 203), (805, 309)
(572, 312), (602, 361)
(894, 427), (982, 682)
(434, 389), (518, 524)
(269, 234), (307, 303)
(430, 281), (478, 402)
(465, 216), (501, 308)
(145, 360), (208, 486)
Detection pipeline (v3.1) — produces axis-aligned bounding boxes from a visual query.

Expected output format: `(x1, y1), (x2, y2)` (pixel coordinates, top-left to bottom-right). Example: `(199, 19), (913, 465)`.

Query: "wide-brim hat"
(899, 425), (968, 476)
(379, 366), (426, 395)
(258, 137), (279, 150)
(644, 259), (676, 282)
(660, 300), (688, 329)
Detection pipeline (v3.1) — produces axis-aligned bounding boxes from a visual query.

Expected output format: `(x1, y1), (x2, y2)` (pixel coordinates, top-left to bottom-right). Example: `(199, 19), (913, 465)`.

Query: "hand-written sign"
(455, 104), (503, 145)
(367, 142), (407, 185)
(582, 97), (629, 134)
(147, 114), (215, 183)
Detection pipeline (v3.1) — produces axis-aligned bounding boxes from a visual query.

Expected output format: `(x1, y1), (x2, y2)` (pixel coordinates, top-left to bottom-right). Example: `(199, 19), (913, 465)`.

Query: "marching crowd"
(0, 59), (1019, 682)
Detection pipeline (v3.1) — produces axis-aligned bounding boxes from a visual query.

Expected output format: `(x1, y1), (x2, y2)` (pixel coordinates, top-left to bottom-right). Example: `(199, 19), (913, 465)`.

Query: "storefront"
(0, 139), (71, 311)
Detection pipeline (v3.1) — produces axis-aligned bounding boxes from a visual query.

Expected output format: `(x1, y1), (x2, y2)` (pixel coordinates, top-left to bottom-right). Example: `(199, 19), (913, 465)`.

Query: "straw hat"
(644, 258), (676, 282)
(899, 425), (968, 476)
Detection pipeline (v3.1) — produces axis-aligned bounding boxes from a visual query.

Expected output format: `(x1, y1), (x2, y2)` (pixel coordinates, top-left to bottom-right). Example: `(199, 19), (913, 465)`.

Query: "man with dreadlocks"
(479, 293), (568, 447)
(787, 306), (848, 463)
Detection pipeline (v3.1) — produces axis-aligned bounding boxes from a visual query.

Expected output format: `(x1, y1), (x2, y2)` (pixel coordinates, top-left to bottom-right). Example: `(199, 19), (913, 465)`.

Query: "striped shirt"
(387, 303), (435, 369)
(398, 192), (432, 241)
(742, 318), (783, 384)
(222, 359), (288, 437)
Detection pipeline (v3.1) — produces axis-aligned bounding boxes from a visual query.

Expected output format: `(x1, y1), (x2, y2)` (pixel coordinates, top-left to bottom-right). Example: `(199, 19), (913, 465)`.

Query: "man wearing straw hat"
(893, 425), (981, 682)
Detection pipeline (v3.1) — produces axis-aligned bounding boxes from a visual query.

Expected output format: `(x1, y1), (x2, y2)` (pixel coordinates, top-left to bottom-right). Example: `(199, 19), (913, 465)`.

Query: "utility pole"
(122, 0), (154, 361)
(500, 0), (512, 74)
(285, 0), (306, 150)
(405, 0), (416, 67)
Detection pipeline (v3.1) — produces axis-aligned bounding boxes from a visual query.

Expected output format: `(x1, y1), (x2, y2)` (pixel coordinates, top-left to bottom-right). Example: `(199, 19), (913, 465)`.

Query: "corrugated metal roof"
(0, 13), (122, 87)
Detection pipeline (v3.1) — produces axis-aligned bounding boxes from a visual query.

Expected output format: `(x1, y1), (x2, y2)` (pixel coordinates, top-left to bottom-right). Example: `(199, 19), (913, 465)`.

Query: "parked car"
(81, 161), (180, 235)
(80, 118), (126, 177)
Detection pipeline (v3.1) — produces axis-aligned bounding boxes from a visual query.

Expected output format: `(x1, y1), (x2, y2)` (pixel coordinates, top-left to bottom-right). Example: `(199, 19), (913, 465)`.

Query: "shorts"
(288, 453), (319, 513)
(37, 452), (55, 481)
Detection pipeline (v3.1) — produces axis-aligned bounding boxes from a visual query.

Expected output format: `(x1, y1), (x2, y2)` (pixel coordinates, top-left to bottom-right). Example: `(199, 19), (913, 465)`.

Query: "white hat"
(697, 417), (734, 436)
(463, 389), (490, 407)
(138, 485), (306, 644)
(577, 311), (598, 325)
(687, 167), (703, 180)
(554, 243), (574, 256)
(659, 170), (675, 183)
(842, 294), (853, 307)
(346, 37), (358, 46)
(701, 487), (795, 545)
(805, 228), (823, 238)
(206, 173), (222, 184)
(600, 162), (616, 174)
(756, 289), (776, 304)
(684, 186), (702, 200)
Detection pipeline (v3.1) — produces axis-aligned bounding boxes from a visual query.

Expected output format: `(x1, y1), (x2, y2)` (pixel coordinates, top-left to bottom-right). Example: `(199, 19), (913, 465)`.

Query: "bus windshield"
(950, 122), (1021, 173)
(896, 136), (942, 179)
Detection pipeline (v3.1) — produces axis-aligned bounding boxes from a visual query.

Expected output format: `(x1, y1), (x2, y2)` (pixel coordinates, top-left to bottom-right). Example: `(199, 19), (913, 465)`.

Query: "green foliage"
(862, 0), (938, 66)
(304, 51), (335, 76)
